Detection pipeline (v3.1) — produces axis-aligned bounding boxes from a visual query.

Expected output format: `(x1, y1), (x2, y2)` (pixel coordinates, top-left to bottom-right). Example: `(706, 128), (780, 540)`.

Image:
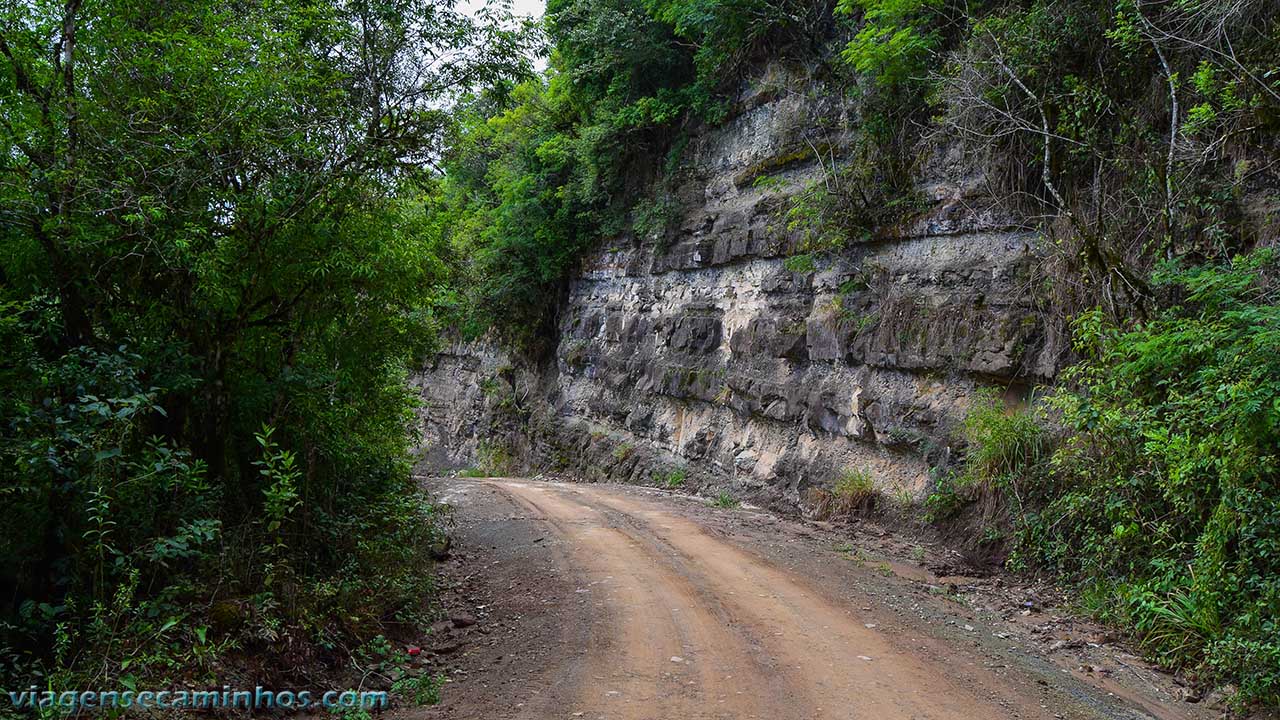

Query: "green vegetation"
(926, 390), (1047, 523)
(836, 467), (876, 498)
(829, 0), (1279, 704)
(783, 253), (820, 274)
(811, 468), (879, 519)
(436, 0), (1277, 703)
(842, 309), (879, 335)
(944, 253), (1280, 707)
(477, 442), (516, 476)
(835, 543), (869, 567)
(656, 467), (687, 489)
(0, 0), (528, 696)
(960, 393), (1047, 491)
(837, 0), (946, 88)
(1037, 252), (1280, 707)
(713, 490), (741, 509)
(3, 0), (1279, 711)
(434, 0), (836, 343)
(392, 673), (446, 706)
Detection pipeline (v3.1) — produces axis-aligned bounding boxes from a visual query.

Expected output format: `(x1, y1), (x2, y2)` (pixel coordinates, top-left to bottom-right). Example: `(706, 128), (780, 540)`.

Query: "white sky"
(461, 0), (547, 70)
(461, 0), (545, 21)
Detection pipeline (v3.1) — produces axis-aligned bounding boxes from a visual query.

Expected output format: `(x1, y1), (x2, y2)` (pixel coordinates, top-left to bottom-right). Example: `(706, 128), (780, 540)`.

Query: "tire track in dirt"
(491, 480), (1058, 720)
(498, 481), (799, 719)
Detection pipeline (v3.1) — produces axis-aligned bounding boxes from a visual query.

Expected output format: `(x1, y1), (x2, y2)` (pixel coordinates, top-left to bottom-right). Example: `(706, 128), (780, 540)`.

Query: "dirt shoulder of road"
(404, 477), (1229, 720)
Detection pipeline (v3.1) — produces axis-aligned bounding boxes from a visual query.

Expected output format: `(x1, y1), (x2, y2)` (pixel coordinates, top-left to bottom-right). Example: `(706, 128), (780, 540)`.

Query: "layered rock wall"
(416, 62), (1058, 510)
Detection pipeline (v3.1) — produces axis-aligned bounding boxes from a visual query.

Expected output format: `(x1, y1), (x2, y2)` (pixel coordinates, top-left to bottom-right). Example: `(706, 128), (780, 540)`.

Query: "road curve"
(483, 479), (1070, 720)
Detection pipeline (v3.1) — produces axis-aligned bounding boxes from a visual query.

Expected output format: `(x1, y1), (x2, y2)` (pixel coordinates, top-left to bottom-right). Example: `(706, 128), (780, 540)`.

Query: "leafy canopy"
(0, 0), (532, 689)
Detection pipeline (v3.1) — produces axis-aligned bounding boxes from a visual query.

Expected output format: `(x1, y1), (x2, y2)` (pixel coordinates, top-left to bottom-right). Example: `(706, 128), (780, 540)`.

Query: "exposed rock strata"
(415, 64), (1058, 510)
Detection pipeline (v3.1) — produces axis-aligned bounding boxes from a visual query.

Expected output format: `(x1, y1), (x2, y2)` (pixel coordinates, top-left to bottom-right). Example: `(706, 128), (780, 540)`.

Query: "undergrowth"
(712, 491), (741, 509)
(655, 467), (687, 489)
(937, 251), (1280, 709)
(809, 469), (879, 520)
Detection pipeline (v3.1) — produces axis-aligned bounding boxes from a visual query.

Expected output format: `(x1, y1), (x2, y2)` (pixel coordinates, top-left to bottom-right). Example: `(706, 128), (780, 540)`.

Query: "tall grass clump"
(810, 469), (878, 520)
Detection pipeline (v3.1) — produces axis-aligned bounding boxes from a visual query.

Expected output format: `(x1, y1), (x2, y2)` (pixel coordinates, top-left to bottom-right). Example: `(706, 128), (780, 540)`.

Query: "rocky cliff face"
(416, 62), (1059, 511)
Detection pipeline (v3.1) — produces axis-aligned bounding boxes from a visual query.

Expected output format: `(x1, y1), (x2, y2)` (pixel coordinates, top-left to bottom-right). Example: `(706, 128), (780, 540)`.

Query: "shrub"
(962, 393), (1046, 482)
(810, 469), (878, 519)
(957, 390), (1048, 520)
(633, 194), (681, 243)
(1022, 251), (1280, 707)
(934, 266), (1280, 708)
(925, 390), (1047, 529)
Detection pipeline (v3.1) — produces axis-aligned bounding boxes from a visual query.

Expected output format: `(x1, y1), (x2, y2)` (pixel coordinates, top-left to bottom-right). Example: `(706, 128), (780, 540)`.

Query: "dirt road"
(419, 479), (1212, 720)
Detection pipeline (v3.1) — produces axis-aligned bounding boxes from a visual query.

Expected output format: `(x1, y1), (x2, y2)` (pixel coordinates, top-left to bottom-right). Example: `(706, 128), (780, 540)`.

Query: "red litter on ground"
(407, 646), (421, 656)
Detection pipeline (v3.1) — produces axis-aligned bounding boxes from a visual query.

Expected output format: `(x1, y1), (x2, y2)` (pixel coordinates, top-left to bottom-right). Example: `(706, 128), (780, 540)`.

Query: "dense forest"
(3, 0), (1279, 713)
(0, 0), (536, 704)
